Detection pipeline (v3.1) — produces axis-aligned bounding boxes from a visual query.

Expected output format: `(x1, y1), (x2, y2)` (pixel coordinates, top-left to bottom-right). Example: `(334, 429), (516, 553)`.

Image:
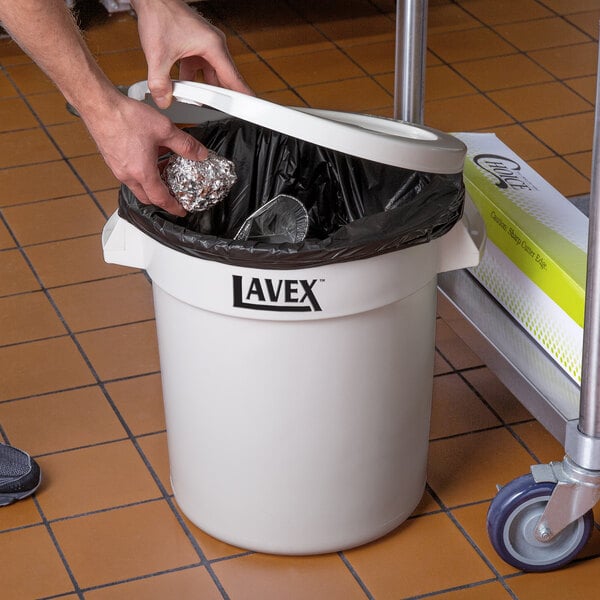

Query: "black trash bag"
(118, 116), (465, 269)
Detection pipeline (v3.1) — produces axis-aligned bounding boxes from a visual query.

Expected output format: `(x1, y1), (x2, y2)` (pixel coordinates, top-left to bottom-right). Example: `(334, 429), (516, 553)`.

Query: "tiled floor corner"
(1, 1), (598, 598)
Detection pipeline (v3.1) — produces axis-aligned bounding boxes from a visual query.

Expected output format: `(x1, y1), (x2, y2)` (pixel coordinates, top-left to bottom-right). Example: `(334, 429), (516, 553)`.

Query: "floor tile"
(237, 60), (288, 93)
(426, 94), (513, 132)
(453, 53), (553, 92)
(458, 0), (552, 24)
(435, 319), (485, 370)
(496, 18), (589, 52)
(565, 75), (597, 103)
(481, 124), (554, 162)
(343, 39), (396, 75)
(178, 510), (249, 561)
(488, 81), (592, 122)
(413, 489), (442, 516)
(83, 567), (223, 600)
(427, 428), (535, 507)
(0, 96), (37, 132)
(92, 188), (120, 216)
(528, 156), (590, 197)
(25, 234), (132, 288)
(0, 290), (65, 346)
(0, 496), (42, 532)
(434, 350), (453, 375)
(510, 420), (564, 464)
(285, 0), (381, 23)
(48, 121), (98, 158)
(540, 0), (600, 14)
(77, 320), (160, 381)
(462, 367), (533, 424)
(345, 512), (494, 599)
(0, 128), (60, 168)
(316, 14), (395, 47)
(0, 525), (74, 600)
(296, 77), (391, 111)
(3, 194), (105, 246)
(425, 65), (477, 101)
(451, 501), (520, 576)
(0, 249), (40, 296)
(137, 431), (172, 495)
(428, 28), (515, 63)
(5, 63), (54, 94)
(525, 112), (594, 155)
(241, 25), (332, 58)
(213, 553), (368, 600)
(260, 89), (307, 106)
(52, 501), (200, 589)
(49, 273), (154, 332)
(0, 218), (14, 249)
(36, 440), (161, 520)
(0, 161), (85, 207)
(430, 373), (501, 439)
(529, 42), (598, 79)
(432, 582), (514, 599)
(566, 9), (600, 39)
(0, 336), (95, 401)
(96, 49), (150, 86)
(0, 38), (31, 67)
(268, 48), (364, 87)
(428, 3), (480, 34)
(0, 71), (16, 98)
(0, 386), (126, 455)
(69, 154), (119, 191)
(508, 556), (600, 599)
(105, 374), (166, 436)
(566, 150), (592, 178)
(26, 91), (82, 125)
(84, 13), (142, 56)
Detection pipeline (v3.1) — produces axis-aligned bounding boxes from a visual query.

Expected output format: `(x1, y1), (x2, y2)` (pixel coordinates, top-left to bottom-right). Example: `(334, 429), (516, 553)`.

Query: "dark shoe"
(0, 444), (42, 506)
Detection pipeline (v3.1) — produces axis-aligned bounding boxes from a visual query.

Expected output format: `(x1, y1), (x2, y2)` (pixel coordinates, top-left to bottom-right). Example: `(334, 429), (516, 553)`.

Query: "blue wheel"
(487, 474), (594, 572)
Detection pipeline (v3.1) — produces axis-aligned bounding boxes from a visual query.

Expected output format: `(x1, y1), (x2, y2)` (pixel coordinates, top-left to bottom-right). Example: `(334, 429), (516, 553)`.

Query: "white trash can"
(102, 82), (484, 555)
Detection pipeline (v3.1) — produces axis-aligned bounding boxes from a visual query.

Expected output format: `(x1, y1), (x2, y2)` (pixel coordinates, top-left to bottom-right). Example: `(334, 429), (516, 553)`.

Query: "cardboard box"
(454, 132), (588, 383)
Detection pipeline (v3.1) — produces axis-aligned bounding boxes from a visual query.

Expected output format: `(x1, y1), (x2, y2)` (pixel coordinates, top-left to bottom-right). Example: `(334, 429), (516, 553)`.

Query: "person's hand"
(81, 89), (206, 216)
(131, 0), (253, 108)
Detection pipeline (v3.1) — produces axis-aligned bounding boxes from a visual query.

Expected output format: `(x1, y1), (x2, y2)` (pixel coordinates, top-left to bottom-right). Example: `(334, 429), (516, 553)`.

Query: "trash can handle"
(127, 80), (466, 175)
(437, 194), (486, 274)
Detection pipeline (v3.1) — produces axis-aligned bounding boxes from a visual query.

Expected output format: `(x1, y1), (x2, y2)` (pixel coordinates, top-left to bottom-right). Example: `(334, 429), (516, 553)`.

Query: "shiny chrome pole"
(579, 42), (600, 439)
(393, 0), (428, 124)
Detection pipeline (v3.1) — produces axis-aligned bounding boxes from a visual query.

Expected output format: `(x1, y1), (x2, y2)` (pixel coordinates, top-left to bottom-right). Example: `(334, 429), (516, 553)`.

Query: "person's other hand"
(82, 90), (207, 216)
(132, 0), (253, 109)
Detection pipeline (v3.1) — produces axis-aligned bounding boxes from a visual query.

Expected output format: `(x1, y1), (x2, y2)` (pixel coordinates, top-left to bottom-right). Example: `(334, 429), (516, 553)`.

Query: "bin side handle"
(102, 212), (149, 269)
(437, 194), (486, 274)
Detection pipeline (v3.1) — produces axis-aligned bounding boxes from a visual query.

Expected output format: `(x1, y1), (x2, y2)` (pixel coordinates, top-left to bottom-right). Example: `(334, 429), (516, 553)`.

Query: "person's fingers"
(166, 127), (209, 162)
(147, 56), (175, 110)
(142, 172), (187, 217)
(127, 181), (150, 205)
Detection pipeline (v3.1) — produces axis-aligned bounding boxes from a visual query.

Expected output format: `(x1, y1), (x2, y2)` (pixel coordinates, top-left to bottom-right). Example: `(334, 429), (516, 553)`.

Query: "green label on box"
(464, 160), (586, 326)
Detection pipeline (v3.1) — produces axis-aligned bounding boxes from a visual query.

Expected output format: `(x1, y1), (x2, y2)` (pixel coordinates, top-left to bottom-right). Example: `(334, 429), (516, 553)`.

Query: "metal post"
(579, 42), (600, 439)
(393, 0), (428, 124)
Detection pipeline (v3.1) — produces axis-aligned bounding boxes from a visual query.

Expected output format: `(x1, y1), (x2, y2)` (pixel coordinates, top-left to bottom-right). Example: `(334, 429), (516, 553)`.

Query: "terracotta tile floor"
(1, 0), (599, 598)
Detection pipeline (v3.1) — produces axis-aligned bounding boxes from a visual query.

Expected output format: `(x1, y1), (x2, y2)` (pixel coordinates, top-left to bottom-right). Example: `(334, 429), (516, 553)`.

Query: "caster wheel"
(487, 474), (594, 572)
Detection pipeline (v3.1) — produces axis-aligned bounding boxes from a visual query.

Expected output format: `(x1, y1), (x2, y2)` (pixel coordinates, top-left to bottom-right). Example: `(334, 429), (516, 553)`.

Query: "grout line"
(338, 552), (376, 600)
(1, 69), (111, 219)
(76, 563), (204, 595)
(426, 484), (520, 600)
(0, 434), (85, 598)
(402, 577), (500, 600)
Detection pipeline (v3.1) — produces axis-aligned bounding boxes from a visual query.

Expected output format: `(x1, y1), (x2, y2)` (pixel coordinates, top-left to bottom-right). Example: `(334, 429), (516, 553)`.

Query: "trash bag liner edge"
(118, 117), (464, 270)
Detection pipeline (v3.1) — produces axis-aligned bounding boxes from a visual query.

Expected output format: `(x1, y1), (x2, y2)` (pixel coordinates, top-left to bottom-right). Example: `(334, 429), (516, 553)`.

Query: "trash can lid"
(128, 81), (466, 175)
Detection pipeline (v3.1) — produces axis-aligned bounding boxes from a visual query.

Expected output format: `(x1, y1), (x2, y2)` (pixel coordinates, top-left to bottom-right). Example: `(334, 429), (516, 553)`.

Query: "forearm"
(0, 0), (120, 116)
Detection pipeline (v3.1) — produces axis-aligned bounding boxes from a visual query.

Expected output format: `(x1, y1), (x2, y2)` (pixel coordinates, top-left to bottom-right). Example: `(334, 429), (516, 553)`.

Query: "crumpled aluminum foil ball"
(162, 151), (237, 213)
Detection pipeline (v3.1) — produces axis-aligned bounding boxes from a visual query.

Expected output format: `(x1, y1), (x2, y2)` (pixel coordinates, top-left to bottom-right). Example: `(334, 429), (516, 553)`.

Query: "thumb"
(166, 127), (209, 162)
(147, 65), (174, 110)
